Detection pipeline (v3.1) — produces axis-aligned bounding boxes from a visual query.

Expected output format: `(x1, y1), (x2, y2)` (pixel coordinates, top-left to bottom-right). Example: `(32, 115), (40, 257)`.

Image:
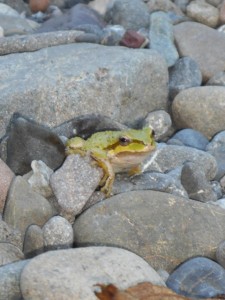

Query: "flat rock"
(172, 86), (225, 139)
(0, 242), (24, 267)
(174, 22), (225, 82)
(73, 190), (225, 272)
(20, 247), (165, 300)
(0, 43), (168, 138)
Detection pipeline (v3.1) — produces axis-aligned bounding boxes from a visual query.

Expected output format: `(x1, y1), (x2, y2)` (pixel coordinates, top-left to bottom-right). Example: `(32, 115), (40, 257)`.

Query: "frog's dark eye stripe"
(119, 136), (131, 146)
(151, 129), (155, 137)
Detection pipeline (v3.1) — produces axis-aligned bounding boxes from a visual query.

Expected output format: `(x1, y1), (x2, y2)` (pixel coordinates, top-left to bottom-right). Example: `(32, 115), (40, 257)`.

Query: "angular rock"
(20, 247), (165, 299)
(147, 0), (185, 16)
(174, 22), (225, 82)
(166, 257), (225, 298)
(149, 11), (179, 67)
(206, 71), (225, 86)
(0, 43), (168, 138)
(50, 154), (103, 222)
(23, 225), (44, 258)
(120, 30), (148, 48)
(42, 216), (73, 250)
(0, 242), (24, 267)
(105, 0), (150, 30)
(169, 57), (202, 100)
(0, 158), (14, 213)
(172, 86), (225, 139)
(3, 176), (54, 237)
(0, 219), (23, 250)
(6, 114), (65, 175)
(73, 190), (225, 272)
(143, 144), (217, 180)
(0, 260), (29, 300)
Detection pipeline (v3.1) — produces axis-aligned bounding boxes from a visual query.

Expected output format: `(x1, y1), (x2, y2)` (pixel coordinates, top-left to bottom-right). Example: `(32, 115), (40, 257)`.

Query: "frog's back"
(84, 131), (122, 150)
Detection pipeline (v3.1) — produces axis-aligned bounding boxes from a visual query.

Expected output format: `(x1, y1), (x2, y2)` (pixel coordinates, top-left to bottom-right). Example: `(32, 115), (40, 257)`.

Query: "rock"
(0, 159), (14, 213)
(147, 0), (185, 16)
(206, 0), (222, 6)
(206, 131), (225, 179)
(0, 43), (168, 138)
(143, 144), (217, 180)
(168, 129), (209, 150)
(174, 0), (190, 12)
(174, 22), (225, 82)
(211, 198), (225, 209)
(6, 114), (65, 175)
(3, 176), (54, 238)
(42, 216), (73, 250)
(25, 160), (53, 198)
(0, 0), (29, 13)
(0, 15), (34, 36)
(0, 26), (4, 37)
(88, 0), (110, 15)
(216, 240), (225, 268)
(169, 57), (202, 100)
(0, 3), (20, 17)
(50, 154), (103, 222)
(142, 110), (172, 141)
(20, 247), (165, 299)
(0, 242), (24, 267)
(186, 0), (219, 27)
(166, 257), (225, 298)
(23, 225), (44, 258)
(220, 0), (225, 23)
(105, 0), (150, 30)
(206, 71), (225, 86)
(119, 30), (148, 48)
(29, 0), (50, 13)
(73, 190), (225, 272)
(0, 260), (29, 300)
(0, 219), (23, 250)
(149, 11), (179, 67)
(181, 162), (217, 202)
(172, 86), (225, 139)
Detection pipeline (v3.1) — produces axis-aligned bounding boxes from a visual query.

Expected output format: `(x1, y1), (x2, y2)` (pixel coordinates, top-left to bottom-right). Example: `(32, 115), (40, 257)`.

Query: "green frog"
(65, 127), (156, 197)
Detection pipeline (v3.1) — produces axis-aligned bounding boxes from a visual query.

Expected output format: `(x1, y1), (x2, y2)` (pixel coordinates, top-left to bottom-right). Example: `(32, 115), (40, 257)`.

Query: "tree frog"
(65, 127), (156, 197)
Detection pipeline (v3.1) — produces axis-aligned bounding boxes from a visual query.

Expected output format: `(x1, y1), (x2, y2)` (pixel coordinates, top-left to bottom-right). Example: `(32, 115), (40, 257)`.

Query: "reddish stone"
(120, 30), (148, 48)
(0, 159), (14, 213)
(29, 0), (50, 13)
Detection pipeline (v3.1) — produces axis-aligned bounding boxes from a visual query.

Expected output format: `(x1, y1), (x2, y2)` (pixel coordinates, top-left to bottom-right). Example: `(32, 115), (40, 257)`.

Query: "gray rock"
(3, 176), (54, 238)
(169, 57), (202, 100)
(0, 158), (14, 213)
(20, 247), (165, 300)
(105, 0), (150, 30)
(0, 0), (29, 13)
(0, 260), (29, 300)
(42, 216), (73, 250)
(73, 190), (225, 272)
(0, 219), (23, 250)
(174, 22), (225, 82)
(168, 128), (209, 150)
(211, 198), (225, 209)
(143, 144), (217, 180)
(0, 43), (168, 138)
(206, 131), (225, 179)
(142, 110), (172, 141)
(6, 114), (65, 175)
(206, 71), (225, 86)
(216, 240), (225, 268)
(166, 257), (225, 298)
(0, 242), (24, 267)
(50, 154), (103, 222)
(172, 86), (225, 139)
(0, 15), (34, 36)
(181, 162), (217, 202)
(149, 11), (179, 67)
(23, 225), (44, 258)
(0, 3), (20, 17)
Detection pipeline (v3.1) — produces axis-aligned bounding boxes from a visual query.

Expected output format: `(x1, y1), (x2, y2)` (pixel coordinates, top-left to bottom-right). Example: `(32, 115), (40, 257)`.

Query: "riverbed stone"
(73, 190), (225, 272)
(0, 242), (24, 267)
(23, 225), (44, 258)
(0, 159), (14, 213)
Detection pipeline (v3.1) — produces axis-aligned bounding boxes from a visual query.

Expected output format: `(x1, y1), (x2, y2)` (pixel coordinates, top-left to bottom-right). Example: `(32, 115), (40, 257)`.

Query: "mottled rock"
(143, 144), (217, 180)
(50, 154), (103, 222)
(3, 176), (54, 237)
(181, 162), (217, 202)
(0, 242), (24, 267)
(169, 57), (202, 100)
(23, 225), (44, 258)
(105, 0), (150, 30)
(186, 0), (219, 27)
(0, 159), (14, 213)
(147, 0), (184, 15)
(220, 0), (225, 23)
(174, 22), (225, 82)
(172, 86), (225, 139)
(42, 216), (73, 250)
(149, 11), (179, 67)
(0, 219), (23, 250)
(169, 129), (209, 150)
(0, 260), (29, 300)
(166, 257), (225, 298)
(6, 114), (65, 175)
(206, 71), (225, 86)
(0, 43), (168, 138)
(73, 190), (225, 272)
(0, 15), (34, 36)
(20, 247), (165, 300)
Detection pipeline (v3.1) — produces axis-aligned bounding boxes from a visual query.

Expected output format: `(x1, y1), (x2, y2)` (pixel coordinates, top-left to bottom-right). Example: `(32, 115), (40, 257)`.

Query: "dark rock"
(166, 257), (225, 298)
(23, 224), (44, 258)
(120, 30), (148, 48)
(6, 113), (65, 175)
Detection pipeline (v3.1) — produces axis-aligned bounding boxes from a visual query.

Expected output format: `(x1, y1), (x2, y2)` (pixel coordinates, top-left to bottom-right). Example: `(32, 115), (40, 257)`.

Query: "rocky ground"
(1, 0), (225, 299)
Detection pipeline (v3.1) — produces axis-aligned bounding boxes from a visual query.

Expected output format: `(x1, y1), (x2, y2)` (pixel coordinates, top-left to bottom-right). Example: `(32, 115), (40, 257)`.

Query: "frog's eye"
(119, 136), (131, 146)
(151, 129), (155, 137)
